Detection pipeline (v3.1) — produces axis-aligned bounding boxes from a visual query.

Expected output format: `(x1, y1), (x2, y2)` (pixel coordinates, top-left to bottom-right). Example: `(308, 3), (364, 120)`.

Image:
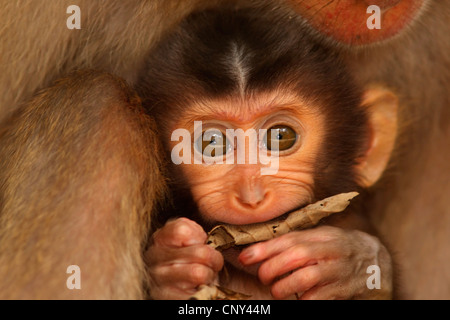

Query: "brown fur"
(0, 70), (165, 299)
(340, 2), (450, 299)
(0, 0), (220, 122)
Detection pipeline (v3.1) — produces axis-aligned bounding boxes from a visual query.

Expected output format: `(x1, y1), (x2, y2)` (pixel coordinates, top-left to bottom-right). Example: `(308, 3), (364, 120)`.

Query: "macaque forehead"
(173, 91), (321, 130)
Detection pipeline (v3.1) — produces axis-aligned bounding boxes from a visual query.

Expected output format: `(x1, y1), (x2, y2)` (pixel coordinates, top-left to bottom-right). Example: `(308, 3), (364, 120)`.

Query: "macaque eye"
(265, 125), (298, 151)
(196, 129), (231, 157)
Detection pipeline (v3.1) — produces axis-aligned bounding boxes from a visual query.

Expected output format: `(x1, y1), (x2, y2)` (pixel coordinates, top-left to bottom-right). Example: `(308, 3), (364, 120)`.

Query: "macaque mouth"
(267, 201), (313, 222)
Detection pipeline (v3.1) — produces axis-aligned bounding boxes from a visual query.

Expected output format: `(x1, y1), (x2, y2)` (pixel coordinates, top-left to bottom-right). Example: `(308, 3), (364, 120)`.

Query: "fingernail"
(239, 249), (255, 264)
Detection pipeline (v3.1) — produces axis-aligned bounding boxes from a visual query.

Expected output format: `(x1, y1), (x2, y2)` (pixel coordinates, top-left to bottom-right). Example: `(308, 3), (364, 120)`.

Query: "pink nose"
(235, 177), (267, 209)
(237, 190), (265, 208)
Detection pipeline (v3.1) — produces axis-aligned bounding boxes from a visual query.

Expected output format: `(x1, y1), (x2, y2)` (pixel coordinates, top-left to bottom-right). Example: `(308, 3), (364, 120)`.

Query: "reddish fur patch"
(289, 0), (426, 45)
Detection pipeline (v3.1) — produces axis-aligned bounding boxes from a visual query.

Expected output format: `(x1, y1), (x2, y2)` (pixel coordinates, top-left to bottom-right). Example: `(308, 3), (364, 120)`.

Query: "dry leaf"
(191, 191), (359, 300)
(207, 192), (359, 250)
(190, 284), (251, 300)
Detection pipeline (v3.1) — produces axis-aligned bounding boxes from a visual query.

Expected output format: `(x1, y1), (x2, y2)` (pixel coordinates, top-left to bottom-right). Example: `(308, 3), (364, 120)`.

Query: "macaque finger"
(270, 265), (323, 300)
(256, 241), (326, 286)
(152, 217), (207, 248)
(240, 227), (339, 266)
(151, 263), (217, 289)
(271, 259), (366, 300)
(147, 243), (223, 271)
(239, 232), (304, 266)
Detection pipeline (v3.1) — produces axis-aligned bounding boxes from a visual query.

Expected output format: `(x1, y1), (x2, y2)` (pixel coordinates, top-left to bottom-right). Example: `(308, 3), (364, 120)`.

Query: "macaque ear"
(357, 85), (399, 188)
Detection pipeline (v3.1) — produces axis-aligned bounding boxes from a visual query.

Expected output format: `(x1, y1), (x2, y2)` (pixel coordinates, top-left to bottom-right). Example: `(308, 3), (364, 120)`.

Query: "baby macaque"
(140, 5), (398, 299)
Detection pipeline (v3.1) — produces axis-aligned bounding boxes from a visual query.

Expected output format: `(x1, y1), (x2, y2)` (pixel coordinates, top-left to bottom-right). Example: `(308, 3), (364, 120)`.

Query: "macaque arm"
(0, 71), (165, 299)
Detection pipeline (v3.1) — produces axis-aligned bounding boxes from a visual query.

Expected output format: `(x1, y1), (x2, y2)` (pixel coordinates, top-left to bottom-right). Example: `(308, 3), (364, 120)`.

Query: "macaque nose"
(235, 177), (267, 209)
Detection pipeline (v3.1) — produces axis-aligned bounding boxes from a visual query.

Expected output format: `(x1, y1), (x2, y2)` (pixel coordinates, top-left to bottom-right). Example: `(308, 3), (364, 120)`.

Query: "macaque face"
(168, 91), (325, 226)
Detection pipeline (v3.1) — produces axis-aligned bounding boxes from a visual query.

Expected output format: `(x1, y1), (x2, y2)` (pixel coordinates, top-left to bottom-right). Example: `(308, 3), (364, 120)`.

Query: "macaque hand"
(146, 218), (224, 300)
(239, 226), (393, 300)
